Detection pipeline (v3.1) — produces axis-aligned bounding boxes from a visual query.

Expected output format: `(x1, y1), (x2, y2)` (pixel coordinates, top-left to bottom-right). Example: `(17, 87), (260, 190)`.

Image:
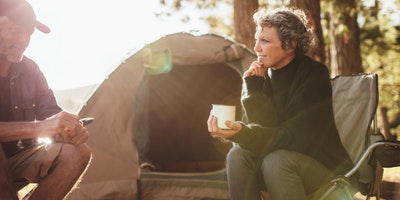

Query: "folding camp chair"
(310, 73), (400, 199)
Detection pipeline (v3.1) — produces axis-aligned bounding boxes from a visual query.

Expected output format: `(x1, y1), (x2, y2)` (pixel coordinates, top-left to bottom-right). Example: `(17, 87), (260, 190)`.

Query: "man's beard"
(0, 44), (24, 64)
(3, 51), (24, 63)
(8, 55), (23, 63)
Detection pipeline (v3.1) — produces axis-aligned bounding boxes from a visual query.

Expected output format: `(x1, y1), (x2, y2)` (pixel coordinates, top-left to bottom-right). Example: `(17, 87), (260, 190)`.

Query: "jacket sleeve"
(228, 75), (278, 155)
(228, 64), (334, 157)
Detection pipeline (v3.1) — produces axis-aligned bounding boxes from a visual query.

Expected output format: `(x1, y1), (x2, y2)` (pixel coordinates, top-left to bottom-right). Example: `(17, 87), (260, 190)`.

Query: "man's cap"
(0, 0), (50, 33)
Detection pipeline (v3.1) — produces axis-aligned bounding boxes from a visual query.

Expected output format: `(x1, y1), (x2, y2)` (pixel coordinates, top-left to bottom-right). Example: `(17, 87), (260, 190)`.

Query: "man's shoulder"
(12, 56), (41, 74)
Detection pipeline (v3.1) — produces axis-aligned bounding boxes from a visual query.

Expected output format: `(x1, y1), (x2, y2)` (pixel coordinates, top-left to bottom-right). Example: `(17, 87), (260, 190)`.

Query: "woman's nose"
(253, 43), (261, 52)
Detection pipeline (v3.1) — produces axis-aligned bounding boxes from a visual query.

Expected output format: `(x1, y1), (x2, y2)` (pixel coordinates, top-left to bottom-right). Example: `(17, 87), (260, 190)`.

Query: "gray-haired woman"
(207, 7), (356, 200)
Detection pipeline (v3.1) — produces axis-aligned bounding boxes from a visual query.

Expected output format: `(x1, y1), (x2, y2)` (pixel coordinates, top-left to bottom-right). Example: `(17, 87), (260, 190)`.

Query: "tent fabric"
(135, 62), (242, 199)
(136, 63), (242, 171)
(54, 84), (99, 114)
(54, 32), (256, 199)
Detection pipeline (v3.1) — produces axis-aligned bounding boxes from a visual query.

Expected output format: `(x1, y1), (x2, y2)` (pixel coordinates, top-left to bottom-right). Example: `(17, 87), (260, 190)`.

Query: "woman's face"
(253, 26), (295, 70)
(0, 17), (34, 63)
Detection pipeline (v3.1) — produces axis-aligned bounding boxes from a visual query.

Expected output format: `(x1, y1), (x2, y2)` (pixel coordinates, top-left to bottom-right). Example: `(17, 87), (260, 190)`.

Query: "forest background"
(158, 0), (400, 140)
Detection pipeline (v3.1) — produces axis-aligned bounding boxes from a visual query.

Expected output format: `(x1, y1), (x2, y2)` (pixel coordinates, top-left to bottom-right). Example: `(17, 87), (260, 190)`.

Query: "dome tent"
(55, 32), (256, 199)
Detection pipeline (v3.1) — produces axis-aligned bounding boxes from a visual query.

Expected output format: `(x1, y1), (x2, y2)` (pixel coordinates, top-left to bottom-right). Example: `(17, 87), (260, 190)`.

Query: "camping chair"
(310, 73), (400, 199)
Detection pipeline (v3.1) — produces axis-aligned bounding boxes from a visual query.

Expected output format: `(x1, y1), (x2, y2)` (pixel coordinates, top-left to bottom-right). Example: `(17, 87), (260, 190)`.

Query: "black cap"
(0, 0), (50, 33)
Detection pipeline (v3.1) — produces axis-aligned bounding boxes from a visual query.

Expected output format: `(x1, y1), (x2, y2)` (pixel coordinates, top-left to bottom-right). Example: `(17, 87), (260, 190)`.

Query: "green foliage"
(359, 1), (400, 137)
(156, 0), (233, 36)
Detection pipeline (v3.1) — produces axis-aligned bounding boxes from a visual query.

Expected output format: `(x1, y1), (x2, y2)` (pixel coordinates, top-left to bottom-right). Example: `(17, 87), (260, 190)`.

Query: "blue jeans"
(226, 146), (335, 200)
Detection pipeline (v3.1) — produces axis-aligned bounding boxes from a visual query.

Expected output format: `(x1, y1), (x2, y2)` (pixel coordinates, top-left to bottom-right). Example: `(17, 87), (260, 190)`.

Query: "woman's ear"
(291, 40), (298, 50)
(286, 40), (297, 54)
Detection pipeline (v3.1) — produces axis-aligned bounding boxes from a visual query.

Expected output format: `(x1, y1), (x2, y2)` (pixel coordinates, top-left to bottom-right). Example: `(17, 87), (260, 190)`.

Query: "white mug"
(212, 104), (236, 129)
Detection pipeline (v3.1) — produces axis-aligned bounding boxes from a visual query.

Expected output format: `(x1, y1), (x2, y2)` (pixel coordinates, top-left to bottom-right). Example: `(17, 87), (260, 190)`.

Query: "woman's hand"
(207, 110), (242, 139)
(243, 61), (266, 78)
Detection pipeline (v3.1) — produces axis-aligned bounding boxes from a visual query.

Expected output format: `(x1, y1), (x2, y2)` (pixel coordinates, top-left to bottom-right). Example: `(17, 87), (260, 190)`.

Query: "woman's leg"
(226, 145), (262, 200)
(261, 150), (334, 200)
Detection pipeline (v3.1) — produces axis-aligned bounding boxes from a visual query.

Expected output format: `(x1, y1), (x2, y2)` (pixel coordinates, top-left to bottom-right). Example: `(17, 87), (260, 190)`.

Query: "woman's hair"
(253, 7), (315, 55)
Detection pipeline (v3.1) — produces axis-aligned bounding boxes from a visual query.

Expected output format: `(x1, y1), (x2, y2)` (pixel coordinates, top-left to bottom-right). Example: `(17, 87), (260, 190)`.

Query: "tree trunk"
(327, 0), (363, 77)
(380, 107), (396, 140)
(233, 0), (259, 49)
(290, 0), (326, 63)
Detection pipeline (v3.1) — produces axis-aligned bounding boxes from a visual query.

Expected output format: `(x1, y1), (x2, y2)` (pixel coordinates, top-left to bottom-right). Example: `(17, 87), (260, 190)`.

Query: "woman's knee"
(261, 150), (297, 178)
(226, 146), (254, 166)
(226, 146), (241, 165)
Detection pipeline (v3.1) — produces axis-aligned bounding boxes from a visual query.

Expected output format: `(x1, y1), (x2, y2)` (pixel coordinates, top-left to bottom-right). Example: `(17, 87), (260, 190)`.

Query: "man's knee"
(59, 144), (92, 170)
(0, 145), (12, 180)
(0, 146), (10, 182)
(0, 145), (18, 199)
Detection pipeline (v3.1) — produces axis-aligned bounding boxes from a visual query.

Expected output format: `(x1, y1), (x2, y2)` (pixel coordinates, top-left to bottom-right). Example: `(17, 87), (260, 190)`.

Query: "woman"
(207, 7), (356, 200)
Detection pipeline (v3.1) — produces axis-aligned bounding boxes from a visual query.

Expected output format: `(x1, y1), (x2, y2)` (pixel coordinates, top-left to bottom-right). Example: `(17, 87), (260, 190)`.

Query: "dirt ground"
(380, 167), (400, 200)
(354, 166), (400, 200)
(17, 166), (400, 200)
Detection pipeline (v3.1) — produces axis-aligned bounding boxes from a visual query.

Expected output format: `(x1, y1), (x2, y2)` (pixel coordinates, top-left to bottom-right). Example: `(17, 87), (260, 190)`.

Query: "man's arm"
(0, 121), (39, 142)
(0, 111), (88, 145)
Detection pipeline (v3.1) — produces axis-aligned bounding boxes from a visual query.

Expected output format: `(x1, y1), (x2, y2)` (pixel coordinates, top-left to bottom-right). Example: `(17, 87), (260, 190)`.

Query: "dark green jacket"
(229, 55), (355, 177)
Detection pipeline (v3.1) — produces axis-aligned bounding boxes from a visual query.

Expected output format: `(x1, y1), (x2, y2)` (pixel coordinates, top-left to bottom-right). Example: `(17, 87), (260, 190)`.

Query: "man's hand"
(36, 111), (89, 145)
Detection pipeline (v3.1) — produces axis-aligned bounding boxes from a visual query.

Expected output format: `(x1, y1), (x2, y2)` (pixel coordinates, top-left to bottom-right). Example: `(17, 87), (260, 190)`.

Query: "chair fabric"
(308, 73), (380, 200)
(331, 73), (379, 185)
(317, 73), (400, 199)
(374, 140), (400, 168)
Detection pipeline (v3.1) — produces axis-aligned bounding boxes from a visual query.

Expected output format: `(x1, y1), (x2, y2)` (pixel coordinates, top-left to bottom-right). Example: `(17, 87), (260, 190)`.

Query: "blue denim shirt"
(2, 56), (61, 157)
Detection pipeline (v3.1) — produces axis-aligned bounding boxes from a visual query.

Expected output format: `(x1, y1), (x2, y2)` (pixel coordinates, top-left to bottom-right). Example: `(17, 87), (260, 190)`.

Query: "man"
(208, 7), (356, 199)
(0, 0), (92, 199)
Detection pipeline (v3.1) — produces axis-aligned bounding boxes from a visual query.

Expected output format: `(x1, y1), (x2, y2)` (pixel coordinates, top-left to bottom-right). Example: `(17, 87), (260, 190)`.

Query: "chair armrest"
(374, 140), (400, 168)
(345, 141), (400, 178)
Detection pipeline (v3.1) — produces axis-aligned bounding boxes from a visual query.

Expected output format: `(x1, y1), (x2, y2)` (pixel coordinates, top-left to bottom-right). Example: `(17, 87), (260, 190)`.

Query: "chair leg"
(319, 176), (353, 200)
(373, 162), (384, 199)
